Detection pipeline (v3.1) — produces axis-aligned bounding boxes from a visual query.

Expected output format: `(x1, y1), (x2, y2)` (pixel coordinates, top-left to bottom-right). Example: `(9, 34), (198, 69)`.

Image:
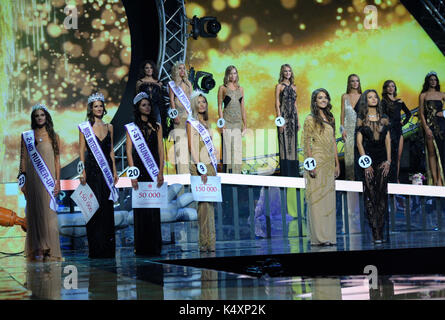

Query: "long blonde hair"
(191, 93), (209, 124)
(223, 65), (240, 87)
(171, 61), (192, 88)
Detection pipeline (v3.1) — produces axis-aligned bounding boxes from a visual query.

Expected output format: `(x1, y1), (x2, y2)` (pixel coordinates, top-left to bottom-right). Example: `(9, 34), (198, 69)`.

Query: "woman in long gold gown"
(187, 93), (217, 252)
(20, 105), (62, 262)
(303, 89), (340, 246)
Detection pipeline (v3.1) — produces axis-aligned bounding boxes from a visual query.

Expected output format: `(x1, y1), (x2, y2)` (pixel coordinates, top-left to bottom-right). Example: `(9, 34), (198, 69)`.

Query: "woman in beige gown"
(169, 61), (193, 174)
(340, 74), (362, 233)
(19, 105), (62, 262)
(217, 65), (247, 174)
(187, 93), (216, 252)
(303, 89), (340, 246)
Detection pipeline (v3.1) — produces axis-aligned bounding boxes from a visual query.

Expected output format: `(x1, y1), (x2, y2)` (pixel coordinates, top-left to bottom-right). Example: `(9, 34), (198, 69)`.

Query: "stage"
(2, 230), (445, 300)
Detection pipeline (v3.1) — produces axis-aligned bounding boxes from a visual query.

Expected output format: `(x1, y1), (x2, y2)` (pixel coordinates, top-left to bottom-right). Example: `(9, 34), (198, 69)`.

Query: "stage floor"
(1, 231), (445, 300)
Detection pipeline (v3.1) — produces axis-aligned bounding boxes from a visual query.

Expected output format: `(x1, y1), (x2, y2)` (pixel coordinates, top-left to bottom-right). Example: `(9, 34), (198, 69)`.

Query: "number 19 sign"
(132, 182), (168, 208)
(191, 175), (222, 202)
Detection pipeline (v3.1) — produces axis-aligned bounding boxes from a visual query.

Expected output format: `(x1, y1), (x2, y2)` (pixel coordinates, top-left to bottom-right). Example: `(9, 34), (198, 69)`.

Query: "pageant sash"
(168, 81), (192, 115)
(187, 118), (218, 172)
(22, 130), (58, 212)
(78, 121), (119, 202)
(125, 122), (160, 182)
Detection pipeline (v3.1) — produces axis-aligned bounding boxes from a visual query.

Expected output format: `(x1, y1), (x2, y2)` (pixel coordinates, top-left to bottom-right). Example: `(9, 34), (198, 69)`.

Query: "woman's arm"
(275, 84), (282, 117)
(169, 86), (180, 125)
(54, 134), (61, 196)
(125, 130), (138, 190)
(294, 85), (300, 131)
(79, 130), (87, 185)
(156, 125), (164, 188)
(240, 87), (247, 134)
(333, 134), (340, 178)
(187, 123), (200, 164)
(419, 93), (433, 138)
(217, 85), (225, 120)
(401, 101), (411, 126)
(382, 131), (391, 177)
(303, 116), (316, 178)
(109, 124), (119, 185)
(19, 137), (27, 195)
(340, 94), (347, 140)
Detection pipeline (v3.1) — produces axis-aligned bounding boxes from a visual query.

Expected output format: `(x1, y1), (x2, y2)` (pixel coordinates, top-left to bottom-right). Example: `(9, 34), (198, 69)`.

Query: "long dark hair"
(346, 74), (362, 94)
(138, 60), (159, 80)
(421, 72), (441, 93)
(87, 99), (107, 125)
(356, 89), (383, 124)
(310, 88), (335, 134)
(134, 96), (159, 137)
(382, 80), (398, 101)
(31, 107), (59, 156)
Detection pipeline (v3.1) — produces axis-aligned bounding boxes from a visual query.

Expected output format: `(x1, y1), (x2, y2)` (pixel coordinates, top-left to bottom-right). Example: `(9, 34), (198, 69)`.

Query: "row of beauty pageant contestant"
(18, 89), (216, 260)
(304, 72), (445, 245)
(304, 88), (391, 245)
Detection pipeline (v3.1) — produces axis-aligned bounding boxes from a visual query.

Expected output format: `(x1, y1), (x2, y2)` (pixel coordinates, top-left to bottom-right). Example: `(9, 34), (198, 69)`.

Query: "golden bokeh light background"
(186, 0), (445, 160)
(0, 0), (130, 184)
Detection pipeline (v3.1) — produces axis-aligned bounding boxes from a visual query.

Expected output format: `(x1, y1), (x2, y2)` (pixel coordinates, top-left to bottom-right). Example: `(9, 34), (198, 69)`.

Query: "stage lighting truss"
(420, 0), (445, 32)
(156, 0), (188, 84)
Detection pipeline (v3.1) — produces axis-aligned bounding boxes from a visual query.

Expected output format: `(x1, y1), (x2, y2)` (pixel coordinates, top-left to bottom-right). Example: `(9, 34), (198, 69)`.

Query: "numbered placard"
(275, 116), (285, 127)
(197, 162), (207, 175)
(18, 174), (26, 188)
(191, 175), (222, 202)
(127, 166), (140, 179)
(216, 118), (225, 128)
(77, 161), (84, 175)
(303, 157), (317, 171)
(70, 183), (99, 224)
(132, 182), (168, 208)
(358, 155), (372, 169)
(168, 108), (179, 119)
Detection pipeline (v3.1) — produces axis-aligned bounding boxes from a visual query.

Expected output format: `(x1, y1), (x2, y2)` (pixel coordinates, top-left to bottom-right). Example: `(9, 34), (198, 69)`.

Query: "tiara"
(190, 89), (205, 101)
(133, 92), (149, 105)
(427, 71), (437, 77)
(88, 92), (105, 104)
(31, 103), (48, 112)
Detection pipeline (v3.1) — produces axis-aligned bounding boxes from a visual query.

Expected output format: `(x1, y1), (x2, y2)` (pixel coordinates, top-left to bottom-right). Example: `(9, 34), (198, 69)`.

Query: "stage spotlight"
(190, 15), (221, 40)
(189, 67), (216, 93)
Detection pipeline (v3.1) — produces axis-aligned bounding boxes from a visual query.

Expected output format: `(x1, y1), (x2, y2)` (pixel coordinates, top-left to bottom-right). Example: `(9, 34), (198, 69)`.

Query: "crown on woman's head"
(88, 92), (105, 104)
(190, 89), (205, 101)
(133, 92), (149, 105)
(32, 103), (48, 113)
(427, 71), (437, 77)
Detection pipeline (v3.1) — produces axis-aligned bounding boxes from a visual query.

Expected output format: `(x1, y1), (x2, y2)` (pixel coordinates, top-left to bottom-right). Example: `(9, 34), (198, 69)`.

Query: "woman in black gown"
(126, 92), (165, 256)
(79, 92), (118, 258)
(275, 64), (300, 177)
(419, 71), (445, 186)
(381, 80), (411, 183)
(356, 90), (391, 244)
(136, 60), (167, 134)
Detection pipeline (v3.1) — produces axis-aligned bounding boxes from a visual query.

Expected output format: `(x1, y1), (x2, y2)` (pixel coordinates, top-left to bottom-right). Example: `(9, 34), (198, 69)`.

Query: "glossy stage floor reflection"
(1, 231), (445, 300)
